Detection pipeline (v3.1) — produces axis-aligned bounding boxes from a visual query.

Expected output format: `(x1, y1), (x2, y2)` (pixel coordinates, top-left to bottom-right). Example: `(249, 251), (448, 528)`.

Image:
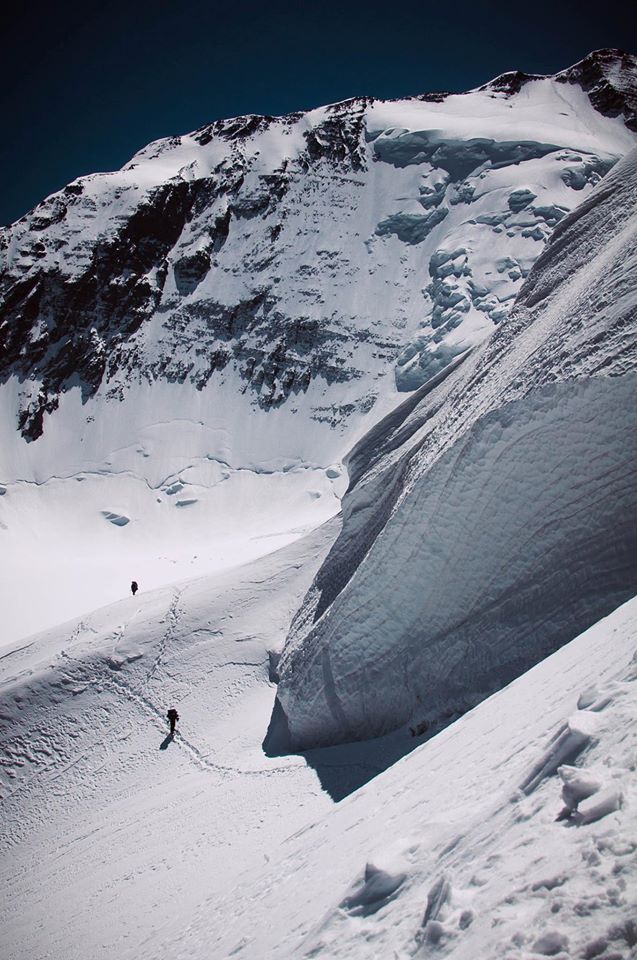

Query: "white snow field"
(0, 375), (350, 645)
(2, 521), (636, 960)
(276, 143), (637, 749)
(158, 595), (637, 960)
(1, 51), (636, 645)
(0, 522), (342, 960)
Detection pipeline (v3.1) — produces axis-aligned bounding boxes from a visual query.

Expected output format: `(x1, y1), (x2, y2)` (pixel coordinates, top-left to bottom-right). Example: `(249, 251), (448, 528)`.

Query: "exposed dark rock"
(415, 91), (451, 103)
(557, 49), (637, 132)
(1, 178), (216, 437)
(17, 389), (60, 442)
(194, 113), (277, 146)
(30, 197), (68, 231)
(302, 103), (367, 171)
(210, 209), (231, 251)
(173, 249), (211, 295)
(480, 70), (541, 96)
(482, 50), (637, 132)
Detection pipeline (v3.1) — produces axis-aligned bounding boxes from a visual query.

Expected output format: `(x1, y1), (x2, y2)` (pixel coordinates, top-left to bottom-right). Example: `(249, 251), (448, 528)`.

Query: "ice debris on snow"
(339, 861), (406, 916)
(100, 510), (130, 527)
(520, 712), (600, 795)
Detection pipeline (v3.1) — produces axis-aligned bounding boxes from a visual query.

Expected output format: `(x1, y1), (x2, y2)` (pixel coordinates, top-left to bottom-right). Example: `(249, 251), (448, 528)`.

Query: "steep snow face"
(1, 49), (636, 644)
(164, 596), (637, 960)
(2, 50), (635, 437)
(276, 145), (637, 749)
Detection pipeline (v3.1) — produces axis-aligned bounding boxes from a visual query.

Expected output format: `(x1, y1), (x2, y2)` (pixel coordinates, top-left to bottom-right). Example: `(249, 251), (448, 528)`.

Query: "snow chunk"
(100, 510), (130, 527)
(575, 787), (623, 825)
(558, 764), (603, 812)
(533, 930), (569, 955)
(339, 861), (406, 916)
(521, 712), (600, 795)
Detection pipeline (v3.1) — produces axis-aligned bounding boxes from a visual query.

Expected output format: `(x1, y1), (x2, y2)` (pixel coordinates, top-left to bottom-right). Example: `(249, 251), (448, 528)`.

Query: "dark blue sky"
(4, 0), (636, 226)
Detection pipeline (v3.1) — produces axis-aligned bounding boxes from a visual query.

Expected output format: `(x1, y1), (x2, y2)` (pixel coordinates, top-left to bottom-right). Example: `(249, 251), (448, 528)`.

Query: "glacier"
(275, 144), (637, 748)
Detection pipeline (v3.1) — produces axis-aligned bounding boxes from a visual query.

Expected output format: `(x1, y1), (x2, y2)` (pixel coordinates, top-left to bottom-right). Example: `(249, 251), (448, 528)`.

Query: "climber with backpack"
(167, 708), (179, 735)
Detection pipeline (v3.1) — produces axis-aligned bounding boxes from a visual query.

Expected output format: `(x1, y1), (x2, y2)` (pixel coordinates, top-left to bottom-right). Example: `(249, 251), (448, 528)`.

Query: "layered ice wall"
(276, 147), (637, 749)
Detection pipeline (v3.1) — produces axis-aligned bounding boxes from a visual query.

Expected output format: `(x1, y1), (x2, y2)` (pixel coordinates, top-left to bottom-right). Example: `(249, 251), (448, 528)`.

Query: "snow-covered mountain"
(3, 50), (635, 430)
(1, 49), (636, 643)
(275, 142), (637, 750)
(2, 47), (637, 960)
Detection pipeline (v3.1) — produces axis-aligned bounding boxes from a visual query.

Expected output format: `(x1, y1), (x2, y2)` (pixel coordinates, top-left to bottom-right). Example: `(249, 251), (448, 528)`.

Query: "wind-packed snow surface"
(2, 515), (636, 960)
(2, 54), (637, 954)
(0, 523), (341, 959)
(276, 144), (637, 749)
(1, 50), (637, 643)
(163, 596), (637, 960)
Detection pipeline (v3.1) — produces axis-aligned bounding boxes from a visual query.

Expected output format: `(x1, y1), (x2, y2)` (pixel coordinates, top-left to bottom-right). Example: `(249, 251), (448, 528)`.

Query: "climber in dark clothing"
(131, 581), (139, 596)
(167, 708), (179, 735)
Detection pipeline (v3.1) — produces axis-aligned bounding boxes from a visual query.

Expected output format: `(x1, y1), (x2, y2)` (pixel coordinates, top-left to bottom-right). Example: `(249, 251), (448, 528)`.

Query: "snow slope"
(0, 374), (348, 644)
(162, 595), (637, 960)
(3, 514), (636, 960)
(1, 50), (636, 644)
(276, 144), (637, 749)
(0, 522), (340, 960)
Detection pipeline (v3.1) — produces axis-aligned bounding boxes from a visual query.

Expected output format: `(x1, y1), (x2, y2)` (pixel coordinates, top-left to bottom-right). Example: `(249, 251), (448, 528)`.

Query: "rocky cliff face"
(1, 49), (636, 443)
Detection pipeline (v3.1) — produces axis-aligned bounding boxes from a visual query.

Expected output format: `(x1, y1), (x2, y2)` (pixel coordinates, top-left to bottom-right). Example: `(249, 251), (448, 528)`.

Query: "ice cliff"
(275, 144), (637, 748)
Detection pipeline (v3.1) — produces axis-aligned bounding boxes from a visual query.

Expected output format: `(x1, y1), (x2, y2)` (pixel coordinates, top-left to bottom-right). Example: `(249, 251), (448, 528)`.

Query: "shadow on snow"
(263, 698), (418, 802)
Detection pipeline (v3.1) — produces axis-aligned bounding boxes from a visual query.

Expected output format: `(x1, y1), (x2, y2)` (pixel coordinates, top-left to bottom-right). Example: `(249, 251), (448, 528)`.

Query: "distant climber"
(131, 580), (139, 596)
(167, 708), (179, 735)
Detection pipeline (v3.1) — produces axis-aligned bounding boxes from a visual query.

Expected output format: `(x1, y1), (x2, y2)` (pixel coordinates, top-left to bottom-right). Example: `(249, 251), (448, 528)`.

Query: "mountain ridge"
(2, 48), (636, 442)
